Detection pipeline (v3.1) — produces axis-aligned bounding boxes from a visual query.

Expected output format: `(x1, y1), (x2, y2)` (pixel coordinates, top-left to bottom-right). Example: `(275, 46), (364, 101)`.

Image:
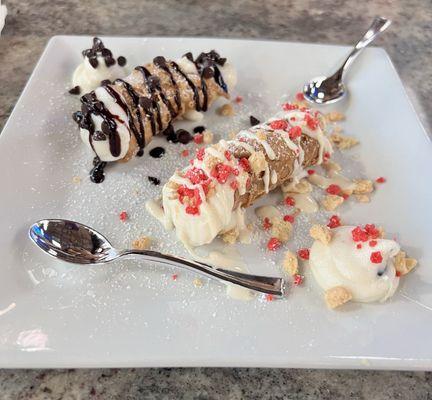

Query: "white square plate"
(1, 36), (432, 369)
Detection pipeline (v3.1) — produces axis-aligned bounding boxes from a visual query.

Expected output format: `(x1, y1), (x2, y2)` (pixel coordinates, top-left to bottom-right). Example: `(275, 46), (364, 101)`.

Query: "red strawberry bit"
(356, 243), (362, 249)
(370, 251), (383, 264)
(327, 215), (341, 229)
(233, 168), (239, 176)
(185, 167), (208, 184)
(295, 92), (305, 101)
(323, 152), (331, 161)
(376, 177), (386, 183)
(284, 196), (296, 207)
(307, 169), (315, 175)
(341, 193), (350, 200)
(172, 274), (178, 281)
(119, 211), (128, 221)
(297, 248), (310, 260)
(224, 150), (231, 161)
(267, 237), (282, 251)
(283, 214), (295, 223)
(211, 163), (234, 184)
(265, 294), (274, 301)
(351, 226), (369, 242)
(181, 149), (189, 157)
(288, 126), (302, 139)
(239, 157), (251, 172)
(230, 180), (239, 190)
(304, 114), (318, 130)
(293, 274), (304, 286)
(396, 271), (401, 277)
(369, 240), (378, 247)
(189, 159), (194, 165)
(263, 217), (272, 230)
(269, 119), (289, 130)
(185, 205), (200, 215)
(196, 147), (205, 161)
(364, 224), (380, 239)
(290, 116), (296, 121)
(282, 102), (299, 111)
(193, 133), (203, 144)
(234, 95), (243, 103)
(326, 184), (342, 195)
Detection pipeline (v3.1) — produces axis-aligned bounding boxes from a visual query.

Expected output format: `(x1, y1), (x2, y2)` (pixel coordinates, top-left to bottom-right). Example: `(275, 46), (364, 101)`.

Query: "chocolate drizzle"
(73, 48), (230, 183)
(90, 157), (107, 183)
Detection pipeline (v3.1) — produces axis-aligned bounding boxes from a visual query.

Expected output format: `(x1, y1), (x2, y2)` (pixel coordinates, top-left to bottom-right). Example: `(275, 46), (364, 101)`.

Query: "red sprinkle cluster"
(263, 217), (272, 230)
(269, 119), (289, 130)
(370, 251), (383, 264)
(265, 294), (274, 301)
(351, 224), (383, 263)
(267, 237), (282, 251)
(295, 92), (305, 101)
(211, 163), (236, 184)
(239, 157), (250, 172)
(234, 95), (243, 103)
(119, 211), (128, 221)
(293, 274), (304, 286)
(307, 169), (315, 175)
(288, 126), (302, 139)
(326, 184), (342, 195)
(376, 177), (386, 183)
(283, 214), (295, 223)
(177, 186), (202, 215)
(327, 215), (341, 229)
(196, 147), (205, 161)
(193, 133), (203, 144)
(284, 196), (296, 207)
(181, 149), (189, 157)
(304, 113), (319, 130)
(282, 102), (299, 111)
(297, 248), (310, 260)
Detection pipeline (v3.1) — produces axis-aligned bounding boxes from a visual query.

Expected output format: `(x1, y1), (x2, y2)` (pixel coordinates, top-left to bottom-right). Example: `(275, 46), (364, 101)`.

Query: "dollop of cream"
(310, 226), (400, 303)
(72, 55), (127, 95)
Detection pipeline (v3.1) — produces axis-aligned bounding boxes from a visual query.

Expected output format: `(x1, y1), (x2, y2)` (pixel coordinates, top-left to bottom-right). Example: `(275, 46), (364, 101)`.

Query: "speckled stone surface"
(1, 0), (432, 398)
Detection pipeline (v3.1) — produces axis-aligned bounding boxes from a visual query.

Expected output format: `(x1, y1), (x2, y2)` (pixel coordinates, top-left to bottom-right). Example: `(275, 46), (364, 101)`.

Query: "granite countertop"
(1, 0), (431, 398)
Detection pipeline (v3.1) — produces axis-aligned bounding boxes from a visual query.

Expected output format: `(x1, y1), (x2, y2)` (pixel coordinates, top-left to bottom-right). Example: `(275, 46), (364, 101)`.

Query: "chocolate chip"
(100, 79), (111, 86)
(193, 125), (206, 133)
(217, 57), (227, 66)
(101, 48), (112, 57)
(94, 102), (104, 112)
(148, 176), (161, 185)
(93, 37), (104, 51)
(250, 115), (260, 126)
(92, 130), (107, 141)
(166, 129), (179, 143)
(153, 56), (166, 67)
(162, 125), (175, 136)
(183, 52), (193, 61)
(176, 129), (192, 144)
(72, 111), (83, 124)
(202, 67), (214, 79)
(89, 57), (98, 68)
(139, 97), (153, 111)
(68, 86), (81, 95)
(105, 57), (115, 67)
(117, 56), (127, 66)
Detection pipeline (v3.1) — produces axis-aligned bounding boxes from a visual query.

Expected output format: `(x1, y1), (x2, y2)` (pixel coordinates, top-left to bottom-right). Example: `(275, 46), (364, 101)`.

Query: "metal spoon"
(29, 219), (285, 296)
(303, 16), (391, 104)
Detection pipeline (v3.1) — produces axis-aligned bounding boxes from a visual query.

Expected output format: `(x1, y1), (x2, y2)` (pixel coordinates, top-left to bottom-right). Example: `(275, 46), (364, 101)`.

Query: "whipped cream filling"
(310, 226), (400, 303)
(159, 107), (331, 248)
(72, 55), (127, 95)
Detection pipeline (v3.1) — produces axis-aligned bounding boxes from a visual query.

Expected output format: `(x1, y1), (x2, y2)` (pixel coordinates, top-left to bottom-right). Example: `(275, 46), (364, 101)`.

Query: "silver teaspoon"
(303, 16), (391, 104)
(29, 219), (285, 296)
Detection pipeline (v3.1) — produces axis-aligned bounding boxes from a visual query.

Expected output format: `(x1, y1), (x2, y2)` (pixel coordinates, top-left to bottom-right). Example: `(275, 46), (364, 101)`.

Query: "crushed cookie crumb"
(282, 250), (298, 276)
(282, 179), (312, 194)
(132, 235), (152, 250)
(193, 278), (203, 288)
(321, 194), (344, 211)
(310, 224), (332, 245)
(326, 111), (345, 122)
(217, 103), (235, 116)
(394, 251), (418, 276)
(270, 217), (292, 242)
(221, 228), (239, 244)
(330, 132), (359, 150)
(322, 160), (342, 174)
(72, 176), (81, 184)
(325, 286), (352, 309)
(355, 194), (370, 203)
(353, 179), (374, 194)
(249, 151), (266, 175)
(202, 130), (214, 144)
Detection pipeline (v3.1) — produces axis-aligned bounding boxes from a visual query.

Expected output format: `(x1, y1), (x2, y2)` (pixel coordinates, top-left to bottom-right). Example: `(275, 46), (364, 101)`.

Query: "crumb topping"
(330, 132), (359, 150)
(310, 224), (332, 245)
(282, 250), (299, 275)
(132, 235), (152, 250)
(353, 179), (374, 194)
(394, 251), (417, 276)
(321, 194), (344, 211)
(325, 286), (352, 309)
(217, 103), (235, 116)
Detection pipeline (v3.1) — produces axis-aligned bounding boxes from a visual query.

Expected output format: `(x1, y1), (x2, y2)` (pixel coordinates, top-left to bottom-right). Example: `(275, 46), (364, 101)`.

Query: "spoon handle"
(120, 249), (285, 296)
(334, 17), (391, 81)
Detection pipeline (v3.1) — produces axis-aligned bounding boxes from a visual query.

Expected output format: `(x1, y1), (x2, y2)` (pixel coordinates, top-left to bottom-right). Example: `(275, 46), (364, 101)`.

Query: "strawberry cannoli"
(158, 105), (332, 247)
(72, 50), (236, 182)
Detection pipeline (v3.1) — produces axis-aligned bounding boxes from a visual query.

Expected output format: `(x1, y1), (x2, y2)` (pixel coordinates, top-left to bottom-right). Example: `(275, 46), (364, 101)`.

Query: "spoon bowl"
(29, 219), (286, 296)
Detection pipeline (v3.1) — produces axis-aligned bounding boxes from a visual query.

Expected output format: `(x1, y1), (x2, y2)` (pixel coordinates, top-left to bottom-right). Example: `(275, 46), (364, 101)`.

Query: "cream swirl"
(310, 226), (400, 303)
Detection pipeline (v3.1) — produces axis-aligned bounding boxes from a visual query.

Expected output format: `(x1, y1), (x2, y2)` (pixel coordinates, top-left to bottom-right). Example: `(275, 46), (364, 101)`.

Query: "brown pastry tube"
(72, 51), (233, 182)
(161, 107), (333, 247)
